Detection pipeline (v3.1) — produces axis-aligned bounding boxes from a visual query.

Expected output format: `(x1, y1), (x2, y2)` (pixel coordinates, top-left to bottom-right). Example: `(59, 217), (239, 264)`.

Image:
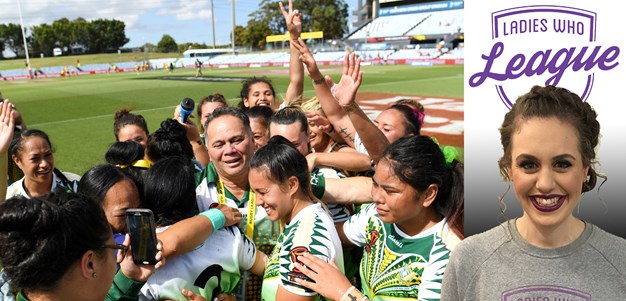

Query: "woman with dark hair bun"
(0, 191), (164, 301)
(104, 140), (151, 194)
(147, 118), (204, 171)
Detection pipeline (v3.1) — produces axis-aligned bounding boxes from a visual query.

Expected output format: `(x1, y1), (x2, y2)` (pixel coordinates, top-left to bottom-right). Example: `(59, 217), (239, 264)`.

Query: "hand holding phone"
(126, 209), (159, 265)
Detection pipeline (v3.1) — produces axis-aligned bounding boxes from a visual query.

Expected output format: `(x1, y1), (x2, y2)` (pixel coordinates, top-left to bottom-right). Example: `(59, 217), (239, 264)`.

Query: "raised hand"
(291, 38), (321, 78)
(305, 111), (332, 133)
(0, 100), (15, 154)
(332, 52), (363, 107)
(279, 0), (302, 39)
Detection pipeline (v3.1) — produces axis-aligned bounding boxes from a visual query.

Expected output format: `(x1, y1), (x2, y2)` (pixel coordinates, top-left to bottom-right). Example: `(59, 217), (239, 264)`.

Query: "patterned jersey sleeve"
(236, 227), (258, 271)
(279, 214), (334, 296)
(342, 203), (376, 247)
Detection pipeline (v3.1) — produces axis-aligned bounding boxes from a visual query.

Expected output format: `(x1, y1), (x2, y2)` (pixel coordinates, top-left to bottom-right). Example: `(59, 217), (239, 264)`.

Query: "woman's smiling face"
(508, 117), (589, 229)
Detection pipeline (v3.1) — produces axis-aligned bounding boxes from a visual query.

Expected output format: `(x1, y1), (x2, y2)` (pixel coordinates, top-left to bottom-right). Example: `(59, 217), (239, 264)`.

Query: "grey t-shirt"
(441, 219), (626, 301)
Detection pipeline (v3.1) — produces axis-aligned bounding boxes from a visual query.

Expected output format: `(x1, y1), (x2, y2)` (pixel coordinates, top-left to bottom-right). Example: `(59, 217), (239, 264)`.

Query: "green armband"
(199, 208), (226, 231)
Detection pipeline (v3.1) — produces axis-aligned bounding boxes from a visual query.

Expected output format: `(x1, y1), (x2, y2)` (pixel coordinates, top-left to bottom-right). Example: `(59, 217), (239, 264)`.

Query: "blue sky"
(0, 0), (359, 49)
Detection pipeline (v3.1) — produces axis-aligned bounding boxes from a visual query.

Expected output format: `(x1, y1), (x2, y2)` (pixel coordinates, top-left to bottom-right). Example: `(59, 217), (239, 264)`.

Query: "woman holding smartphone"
(0, 191), (164, 301)
(441, 86), (626, 300)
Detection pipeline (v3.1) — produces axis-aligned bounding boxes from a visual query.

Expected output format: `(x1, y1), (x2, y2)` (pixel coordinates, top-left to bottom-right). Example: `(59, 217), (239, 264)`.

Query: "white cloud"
(0, 0), (188, 30)
(156, 0), (213, 21)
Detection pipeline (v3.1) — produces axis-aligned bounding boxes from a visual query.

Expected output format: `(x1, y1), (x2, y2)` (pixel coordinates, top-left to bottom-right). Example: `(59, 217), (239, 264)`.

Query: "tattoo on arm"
(339, 127), (354, 143)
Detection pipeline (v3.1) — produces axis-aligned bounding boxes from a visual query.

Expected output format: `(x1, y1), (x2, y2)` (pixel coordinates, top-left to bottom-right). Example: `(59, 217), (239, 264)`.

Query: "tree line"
(0, 17), (129, 58)
(157, 0), (348, 52)
(1, 0), (348, 58)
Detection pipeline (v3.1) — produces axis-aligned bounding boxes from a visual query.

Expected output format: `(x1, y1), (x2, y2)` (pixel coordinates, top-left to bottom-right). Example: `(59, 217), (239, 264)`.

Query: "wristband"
(340, 286), (369, 301)
(341, 101), (359, 112)
(312, 76), (325, 85)
(200, 208), (226, 231)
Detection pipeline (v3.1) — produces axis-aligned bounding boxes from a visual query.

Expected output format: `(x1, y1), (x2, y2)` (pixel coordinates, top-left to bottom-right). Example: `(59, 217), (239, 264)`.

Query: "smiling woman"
(441, 85), (626, 300)
(6, 129), (80, 199)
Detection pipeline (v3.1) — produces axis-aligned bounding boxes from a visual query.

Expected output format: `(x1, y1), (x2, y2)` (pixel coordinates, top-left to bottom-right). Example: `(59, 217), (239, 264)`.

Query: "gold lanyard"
(216, 176), (256, 238)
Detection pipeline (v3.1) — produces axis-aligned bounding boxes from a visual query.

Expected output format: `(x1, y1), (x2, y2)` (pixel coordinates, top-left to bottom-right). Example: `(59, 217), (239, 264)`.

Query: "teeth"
(535, 197), (559, 206)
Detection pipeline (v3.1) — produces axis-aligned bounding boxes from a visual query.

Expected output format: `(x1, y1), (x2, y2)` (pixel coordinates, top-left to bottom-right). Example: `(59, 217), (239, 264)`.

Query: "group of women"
(2, 1), (626, 301)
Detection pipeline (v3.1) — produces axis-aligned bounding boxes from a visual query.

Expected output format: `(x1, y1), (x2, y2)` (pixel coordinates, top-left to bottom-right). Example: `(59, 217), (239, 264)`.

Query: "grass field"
(0, 52), (182, 71)
(0, 63), (463, 175)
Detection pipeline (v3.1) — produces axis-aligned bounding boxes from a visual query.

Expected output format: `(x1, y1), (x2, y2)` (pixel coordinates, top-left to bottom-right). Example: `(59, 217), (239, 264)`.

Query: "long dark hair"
(142, 156), (198, 227)
(381, 136), (464, 238)
(78, 163), (140, 207)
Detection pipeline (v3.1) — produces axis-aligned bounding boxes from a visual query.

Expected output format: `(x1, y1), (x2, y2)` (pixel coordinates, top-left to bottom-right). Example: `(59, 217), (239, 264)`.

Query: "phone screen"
(126, 209), (158, 265)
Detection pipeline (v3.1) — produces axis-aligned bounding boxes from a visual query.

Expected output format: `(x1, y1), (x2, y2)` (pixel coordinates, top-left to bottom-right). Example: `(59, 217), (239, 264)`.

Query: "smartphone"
(125, 208), (158, 265)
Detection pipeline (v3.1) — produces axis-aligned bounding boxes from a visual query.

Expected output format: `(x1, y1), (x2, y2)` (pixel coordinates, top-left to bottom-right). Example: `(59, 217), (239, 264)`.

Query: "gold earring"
(92, 272), (97, 278)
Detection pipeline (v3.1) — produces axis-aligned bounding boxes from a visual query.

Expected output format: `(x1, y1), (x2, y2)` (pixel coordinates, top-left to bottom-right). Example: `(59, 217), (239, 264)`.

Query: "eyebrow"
(372, 178), (397, 191)
(515, 153), (576, 161)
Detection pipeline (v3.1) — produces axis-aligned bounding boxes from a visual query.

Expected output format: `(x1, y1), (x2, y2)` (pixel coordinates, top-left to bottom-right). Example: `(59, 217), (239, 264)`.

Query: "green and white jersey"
(310, 167), (351, 223)
(261, 203), (344, 301)
(6, 170), (80, 199)
(195, 163), (281, 248)
(139, 226), (257, 301)
(343, 203), (461, 301)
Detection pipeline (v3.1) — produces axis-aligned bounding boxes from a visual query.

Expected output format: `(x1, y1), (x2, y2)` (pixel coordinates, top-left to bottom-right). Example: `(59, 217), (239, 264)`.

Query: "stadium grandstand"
(0, 0), (463, 80)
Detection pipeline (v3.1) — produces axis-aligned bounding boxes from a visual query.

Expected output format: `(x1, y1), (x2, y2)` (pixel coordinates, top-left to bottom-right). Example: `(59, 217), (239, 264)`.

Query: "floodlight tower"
(17, 0), (32, 79)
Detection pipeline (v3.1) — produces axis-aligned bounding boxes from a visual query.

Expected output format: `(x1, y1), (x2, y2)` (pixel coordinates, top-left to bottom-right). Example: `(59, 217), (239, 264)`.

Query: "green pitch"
(1, 63), (463, 175)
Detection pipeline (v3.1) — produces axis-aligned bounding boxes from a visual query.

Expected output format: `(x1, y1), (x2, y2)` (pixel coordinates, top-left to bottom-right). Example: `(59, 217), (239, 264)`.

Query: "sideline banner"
(465, 0), (626, 237)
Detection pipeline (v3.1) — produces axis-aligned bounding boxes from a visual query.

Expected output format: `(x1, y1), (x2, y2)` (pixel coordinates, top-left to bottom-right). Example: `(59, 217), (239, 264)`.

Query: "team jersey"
(6, 170), (80, 199)
(261, 203), (344, 301)
(310, 167), (350, 223)
(195, 163), (328, 246)
(343, 203), (461, 301)
(139, 226), (257, 301)
(195, 163), (281, 248)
